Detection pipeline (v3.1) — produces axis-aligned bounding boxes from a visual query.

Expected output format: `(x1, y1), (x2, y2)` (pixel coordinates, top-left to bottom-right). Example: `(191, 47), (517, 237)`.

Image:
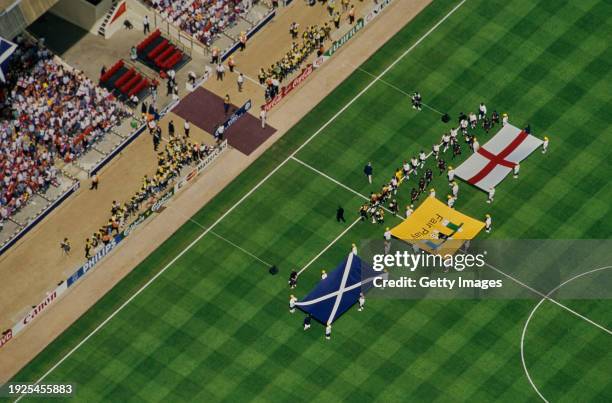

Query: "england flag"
(454, 124), (543, 191)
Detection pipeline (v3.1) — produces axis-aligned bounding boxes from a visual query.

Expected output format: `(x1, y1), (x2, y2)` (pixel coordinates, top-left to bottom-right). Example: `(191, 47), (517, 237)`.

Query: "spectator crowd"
(146, 0), (253, 46)
(0, 37), (130, 225)
(259, 23), (331, 101)
(87, 129), (218, 255)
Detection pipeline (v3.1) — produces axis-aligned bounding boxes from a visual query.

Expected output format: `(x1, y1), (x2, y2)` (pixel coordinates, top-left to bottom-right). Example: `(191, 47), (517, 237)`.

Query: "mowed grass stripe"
(14, 0), (612, 401)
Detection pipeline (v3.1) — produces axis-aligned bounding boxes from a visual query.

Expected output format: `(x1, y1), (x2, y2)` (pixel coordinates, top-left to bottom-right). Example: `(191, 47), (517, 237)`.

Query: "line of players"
(358, 103), (504, 227)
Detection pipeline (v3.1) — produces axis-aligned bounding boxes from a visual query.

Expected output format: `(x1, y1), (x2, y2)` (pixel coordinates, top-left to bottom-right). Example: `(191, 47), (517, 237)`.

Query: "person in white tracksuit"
(451, 181), (459, 198)
(419, 151), (427, 168)
(289, 295), (297, 313)
(405, 204), (414, 218)
(513, 163), (520, 178)
(325, 324), (332, 340)
(260, 107), (267, 129)
(487, 187), (495, 204)
(384, 228), (392, 255)
(447, 166), (455, 182)
(358, 293), (365, 311)
(485, 214), (492, 233)
(542, 136), (549, 154)
(478, 102), (487, 120)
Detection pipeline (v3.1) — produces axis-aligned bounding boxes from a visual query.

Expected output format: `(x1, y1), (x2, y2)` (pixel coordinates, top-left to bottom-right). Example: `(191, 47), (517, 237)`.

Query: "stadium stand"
(0, 36), (130, 222)
(145, 0), (249, 46)
(136, 29), (190, 72)
(99, 60), (151, 101)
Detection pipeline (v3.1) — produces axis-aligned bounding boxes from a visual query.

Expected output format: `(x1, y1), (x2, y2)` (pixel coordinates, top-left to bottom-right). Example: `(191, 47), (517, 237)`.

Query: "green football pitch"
(12, 0), (611, 401)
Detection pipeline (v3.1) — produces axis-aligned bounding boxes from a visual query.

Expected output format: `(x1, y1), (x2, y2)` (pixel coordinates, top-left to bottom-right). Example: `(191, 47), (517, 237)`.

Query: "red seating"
(120, 74), (142, 94)
(128, 78), (149, 97)
(100, 60), (124, 83)
(114, 68), (135, 88)
(161, 51), (182, 70)
(147, 39), (168, 60)
(154, 45), (175, 67)
(137, 29), (161, 52)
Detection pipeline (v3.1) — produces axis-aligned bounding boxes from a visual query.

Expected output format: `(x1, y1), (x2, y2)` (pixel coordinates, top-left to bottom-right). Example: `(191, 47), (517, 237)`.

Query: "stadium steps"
(98, 0), (119, 36)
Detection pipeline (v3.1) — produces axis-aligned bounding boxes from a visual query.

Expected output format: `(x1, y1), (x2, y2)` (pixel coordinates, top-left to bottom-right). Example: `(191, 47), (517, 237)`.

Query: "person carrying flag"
(513, 162), (520, 178)
(405, 204), (414, 218)
(542, 136), (549, 154)
(325, 324), (332, 340)
(487, 187), (495, 204)
(472, 137), (480, 153)
(303, 315), (311, 331)
(485, 214), (492, 233)
(358, 293), (365, 311)
(384, 227), (392, 254)
(447, 165), (455, 182)
(450, 181), (459, 198)
(289, 295), (297, 313)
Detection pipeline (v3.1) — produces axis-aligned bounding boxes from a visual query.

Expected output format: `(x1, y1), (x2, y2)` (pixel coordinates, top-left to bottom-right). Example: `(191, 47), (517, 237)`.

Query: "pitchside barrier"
(215, 99), (252, 137)
(90, 97), (180, 177)
(264, 0), (395, 111)
(0, 181), (80, 258)
(221, 9), (276, 62)
(1, 94), (181, 259)
(0, 140), (228, 349)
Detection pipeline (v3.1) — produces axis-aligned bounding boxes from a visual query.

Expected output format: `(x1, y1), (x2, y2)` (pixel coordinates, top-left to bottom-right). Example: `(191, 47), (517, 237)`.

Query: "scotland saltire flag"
(0, 36), (17, 83)
(295, 253), (382, 325)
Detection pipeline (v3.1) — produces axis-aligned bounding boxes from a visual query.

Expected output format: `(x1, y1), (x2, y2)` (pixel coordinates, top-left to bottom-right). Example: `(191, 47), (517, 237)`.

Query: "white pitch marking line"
(173, 205), (273, 267)
(520, 266), (612, 402)
(290, 156), (405, 219)
(485, 262), (612, 336)
(20, 0), (470, 390)
(297, 217), (362, 277)
(356, 66), (445, 115)
(294, 158), (612, 336)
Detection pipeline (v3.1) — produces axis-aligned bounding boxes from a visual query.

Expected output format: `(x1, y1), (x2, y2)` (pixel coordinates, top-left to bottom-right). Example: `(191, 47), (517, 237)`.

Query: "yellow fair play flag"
(390, 197), (485, 255)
